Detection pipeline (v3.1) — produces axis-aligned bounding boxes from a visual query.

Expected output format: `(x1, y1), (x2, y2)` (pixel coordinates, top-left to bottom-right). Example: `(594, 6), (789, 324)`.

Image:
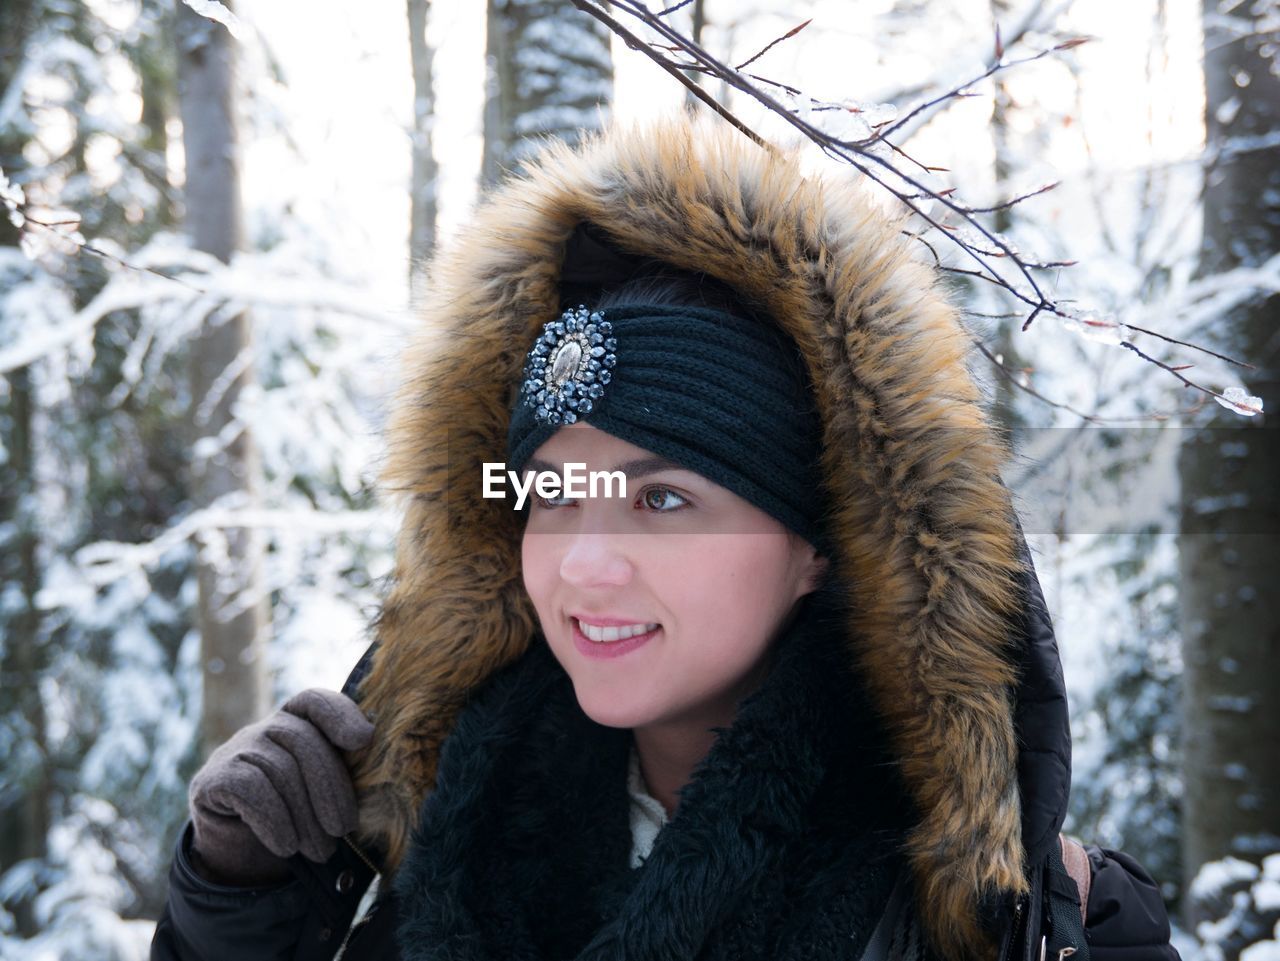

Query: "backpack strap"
(1042, 836), (1092, 961)
(1059, 835), (1091, 926)
(858, 869), (914, 961)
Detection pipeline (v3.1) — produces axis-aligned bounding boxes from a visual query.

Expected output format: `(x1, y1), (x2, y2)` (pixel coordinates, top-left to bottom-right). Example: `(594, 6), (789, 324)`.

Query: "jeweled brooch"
(519, 305), (618, 426)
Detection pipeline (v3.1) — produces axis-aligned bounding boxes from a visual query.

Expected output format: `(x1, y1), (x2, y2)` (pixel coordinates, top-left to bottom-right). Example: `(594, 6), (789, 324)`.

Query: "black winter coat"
(152, 568), (1178, 961)
(153, 117), (1182, 961)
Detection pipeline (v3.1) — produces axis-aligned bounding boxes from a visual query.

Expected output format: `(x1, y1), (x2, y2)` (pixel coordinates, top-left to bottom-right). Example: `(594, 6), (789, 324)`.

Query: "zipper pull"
(1003, 894), (1029, 961)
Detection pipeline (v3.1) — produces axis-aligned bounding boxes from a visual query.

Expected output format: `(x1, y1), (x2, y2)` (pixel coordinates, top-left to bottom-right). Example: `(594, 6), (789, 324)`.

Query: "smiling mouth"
(573, 617), (661, 643)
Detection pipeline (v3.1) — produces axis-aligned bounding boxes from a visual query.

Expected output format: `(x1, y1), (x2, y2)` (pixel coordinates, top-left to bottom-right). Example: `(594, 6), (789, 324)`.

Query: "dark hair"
(591, 266), (760, 319)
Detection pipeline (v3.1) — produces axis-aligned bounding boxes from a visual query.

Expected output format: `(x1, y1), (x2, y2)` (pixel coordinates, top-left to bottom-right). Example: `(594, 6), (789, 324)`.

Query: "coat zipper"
(332, 836), (382, 961)
(1003, 895), (1028, 961)
(343, 834), (380, 875)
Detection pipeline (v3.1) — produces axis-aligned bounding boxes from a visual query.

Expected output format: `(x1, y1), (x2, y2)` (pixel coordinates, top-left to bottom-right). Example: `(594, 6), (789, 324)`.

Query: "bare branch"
(736, 19), (811, 71)
(568, 0), (1255, 417)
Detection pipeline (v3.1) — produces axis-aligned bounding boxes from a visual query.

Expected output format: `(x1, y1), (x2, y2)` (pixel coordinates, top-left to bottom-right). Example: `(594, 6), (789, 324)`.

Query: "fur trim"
(351, 116), (1028, 960)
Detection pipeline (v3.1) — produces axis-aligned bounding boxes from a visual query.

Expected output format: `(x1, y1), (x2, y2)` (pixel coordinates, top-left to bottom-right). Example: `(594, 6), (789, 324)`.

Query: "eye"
(638, 486), (689, 512)
(533, 492), (578, 509)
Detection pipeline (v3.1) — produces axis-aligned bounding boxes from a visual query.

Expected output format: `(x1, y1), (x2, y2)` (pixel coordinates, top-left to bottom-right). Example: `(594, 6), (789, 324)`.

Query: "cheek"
(520, 536), (557, 616)
(662, 536), (798, 625)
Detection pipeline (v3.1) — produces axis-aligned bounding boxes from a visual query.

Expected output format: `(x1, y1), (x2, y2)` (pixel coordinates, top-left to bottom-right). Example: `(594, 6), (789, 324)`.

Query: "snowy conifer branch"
(0, 171), (207, 293)
(0, 174), (410, 376)
(567, 0), (1262, 418)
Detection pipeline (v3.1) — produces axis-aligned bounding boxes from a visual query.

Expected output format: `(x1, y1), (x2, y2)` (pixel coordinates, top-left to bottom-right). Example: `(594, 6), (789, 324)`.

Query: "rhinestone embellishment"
(519, 306), (617, 426)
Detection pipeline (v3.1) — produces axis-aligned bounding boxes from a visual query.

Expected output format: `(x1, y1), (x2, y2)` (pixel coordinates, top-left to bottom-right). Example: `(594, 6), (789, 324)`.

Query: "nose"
(558, 530), (634, 588)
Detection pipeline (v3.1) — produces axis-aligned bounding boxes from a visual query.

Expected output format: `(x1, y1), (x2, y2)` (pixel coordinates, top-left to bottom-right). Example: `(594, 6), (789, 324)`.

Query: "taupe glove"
(189, 688), (375, 886)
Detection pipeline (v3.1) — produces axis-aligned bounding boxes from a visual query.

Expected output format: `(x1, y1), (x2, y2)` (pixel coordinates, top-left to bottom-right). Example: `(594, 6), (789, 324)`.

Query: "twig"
(18, 212), (208, 293)
(567, 0), (773, 153)
(961, 181), (1061, 214)
(736, 19), (811, 71)
(1120, 340), (1259, 413)
(565, 0), (1257, 415)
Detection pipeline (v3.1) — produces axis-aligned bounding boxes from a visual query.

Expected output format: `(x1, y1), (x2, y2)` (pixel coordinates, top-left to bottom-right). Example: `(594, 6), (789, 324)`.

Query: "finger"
(262, 712), (359, 838)
(240, 741), (337, 864)
(203, 761), (301, 860)
(281, 689), (375, 752)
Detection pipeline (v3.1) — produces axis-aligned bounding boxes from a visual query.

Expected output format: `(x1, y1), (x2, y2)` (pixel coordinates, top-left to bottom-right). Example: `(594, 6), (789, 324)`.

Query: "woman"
(152, 117), (1179, 961)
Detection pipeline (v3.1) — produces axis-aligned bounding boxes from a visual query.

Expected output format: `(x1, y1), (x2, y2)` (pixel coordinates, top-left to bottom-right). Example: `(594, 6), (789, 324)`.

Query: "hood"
(350, 116), (1071, 960)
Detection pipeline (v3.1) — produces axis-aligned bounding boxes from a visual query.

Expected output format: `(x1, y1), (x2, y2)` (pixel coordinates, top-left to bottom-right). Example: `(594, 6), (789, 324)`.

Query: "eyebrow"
(524, 455), (689, 479)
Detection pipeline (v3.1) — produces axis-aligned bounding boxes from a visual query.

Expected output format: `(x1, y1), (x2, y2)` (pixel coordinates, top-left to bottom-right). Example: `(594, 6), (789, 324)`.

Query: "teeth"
(576, 619), (659, 643)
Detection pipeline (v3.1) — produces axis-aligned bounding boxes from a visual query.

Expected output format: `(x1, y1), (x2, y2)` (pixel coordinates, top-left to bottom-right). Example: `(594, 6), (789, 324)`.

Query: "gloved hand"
(188, 688), (375, 886)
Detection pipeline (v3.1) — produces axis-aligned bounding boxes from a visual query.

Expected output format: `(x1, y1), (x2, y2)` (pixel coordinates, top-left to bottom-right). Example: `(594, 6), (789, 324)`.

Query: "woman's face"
(520, 424), (828, 736)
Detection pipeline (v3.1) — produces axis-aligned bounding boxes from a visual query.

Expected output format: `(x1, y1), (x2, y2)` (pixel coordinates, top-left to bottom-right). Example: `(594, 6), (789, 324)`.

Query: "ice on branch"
(825, 109), (872, 143)
(785, 94), (899, 144)
(1214, 386), (1264, 417)
(1061, 312), (1132, 346)
(783, 91), (815, 125)
(822, 100), (900, 142)
(847, 101), (898, 126)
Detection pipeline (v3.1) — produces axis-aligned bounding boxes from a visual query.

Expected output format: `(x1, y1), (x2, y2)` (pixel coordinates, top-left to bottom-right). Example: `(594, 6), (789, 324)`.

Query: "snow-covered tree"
(1179, 0), (1280, 936)
(482, 0), (614, 183)
(174, 0), (272, 758)
(1, 1), (192, 952)
(1189, 854), (1280, 961)
(408, 0), (440, 299)
(0, 2), (398, 956)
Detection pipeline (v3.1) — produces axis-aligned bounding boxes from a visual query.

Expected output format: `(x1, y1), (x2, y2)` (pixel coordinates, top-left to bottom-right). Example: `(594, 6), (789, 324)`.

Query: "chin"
(571, 687), (650, 730)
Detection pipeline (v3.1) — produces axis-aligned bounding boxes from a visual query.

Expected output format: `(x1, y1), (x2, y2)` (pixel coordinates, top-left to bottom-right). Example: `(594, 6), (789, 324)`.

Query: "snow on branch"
(74, 495), (391, 589)
(567, 1), (1261, 418)
(0, 187), (411, 377)
(180, 0), (247, 40)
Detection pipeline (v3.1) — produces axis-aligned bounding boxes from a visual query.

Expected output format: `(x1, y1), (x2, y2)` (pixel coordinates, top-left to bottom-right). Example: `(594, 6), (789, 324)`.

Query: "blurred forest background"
(0, 0), (1277, 958)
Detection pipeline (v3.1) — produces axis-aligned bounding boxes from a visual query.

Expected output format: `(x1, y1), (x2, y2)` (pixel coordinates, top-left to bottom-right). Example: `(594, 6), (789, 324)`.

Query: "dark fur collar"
(393, 593), (915, 961)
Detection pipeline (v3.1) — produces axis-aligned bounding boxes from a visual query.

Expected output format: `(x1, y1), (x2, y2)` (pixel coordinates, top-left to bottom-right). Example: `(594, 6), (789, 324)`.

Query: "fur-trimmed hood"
(350, 116), (1071, 960)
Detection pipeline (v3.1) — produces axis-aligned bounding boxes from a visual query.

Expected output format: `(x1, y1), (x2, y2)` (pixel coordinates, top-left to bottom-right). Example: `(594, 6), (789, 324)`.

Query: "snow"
(1207, 695), (1255, 714)
(180, 0), (246, 40)
(1242, 943), (1280, 961)
(1254, 878), (1280, 913)
(1191, 859), (1260, 904)
(4, 0), (1275, 955)
(0, 166), (26, 216)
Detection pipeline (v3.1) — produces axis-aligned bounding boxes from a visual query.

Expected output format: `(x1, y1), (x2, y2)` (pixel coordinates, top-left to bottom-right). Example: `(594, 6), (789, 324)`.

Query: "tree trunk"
(0, 362), (52, 938)
(135, 4), (179, 226)
(684, 0), (706, 112)
(987, 0), (1027, 433)
(481, 0), (614, 186)
(1179, 0), (1280, 924)
(0, 0), (52, 938)
(408, 0), (438, 300)
(175, 0), (269, 759)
